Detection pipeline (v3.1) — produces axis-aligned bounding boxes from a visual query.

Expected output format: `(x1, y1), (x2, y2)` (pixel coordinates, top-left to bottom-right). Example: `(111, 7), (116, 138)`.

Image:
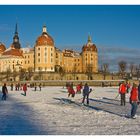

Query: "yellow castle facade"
(0, 25), (98, 80)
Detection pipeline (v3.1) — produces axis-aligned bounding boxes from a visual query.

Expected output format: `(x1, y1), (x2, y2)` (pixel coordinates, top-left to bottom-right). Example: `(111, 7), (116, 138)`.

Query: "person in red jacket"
(68, 82), (75, 98)
(119, 81), (127, 106)
(23, 83), (27, 96)
(76, 82), (82, 94)
(129, 83), (138, 119)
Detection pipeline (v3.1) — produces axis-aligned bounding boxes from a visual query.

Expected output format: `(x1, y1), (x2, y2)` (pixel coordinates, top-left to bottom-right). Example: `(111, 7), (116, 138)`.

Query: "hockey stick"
(115, 93), (120, 99)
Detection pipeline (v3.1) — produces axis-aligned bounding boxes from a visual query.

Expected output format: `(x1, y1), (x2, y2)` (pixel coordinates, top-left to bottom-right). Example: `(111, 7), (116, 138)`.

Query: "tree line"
(0, 61), (140, 81)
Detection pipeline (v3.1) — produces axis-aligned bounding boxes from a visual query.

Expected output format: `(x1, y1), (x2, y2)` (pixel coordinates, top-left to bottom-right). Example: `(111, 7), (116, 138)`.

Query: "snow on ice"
(0, 86), (140, 135)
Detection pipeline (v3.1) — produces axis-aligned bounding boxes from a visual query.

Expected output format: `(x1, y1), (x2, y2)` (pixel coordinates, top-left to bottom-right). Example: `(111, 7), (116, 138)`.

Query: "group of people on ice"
(1, 83), (28, 100)
(66, 82), (92, 105)
(1, 82), (43, 100)
(119, 80), (140, 119)
(1, 80), (140, 119)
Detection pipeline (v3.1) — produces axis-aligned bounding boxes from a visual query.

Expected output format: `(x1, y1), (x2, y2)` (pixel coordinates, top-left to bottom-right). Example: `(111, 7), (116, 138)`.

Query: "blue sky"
(0, 5), (140, 71)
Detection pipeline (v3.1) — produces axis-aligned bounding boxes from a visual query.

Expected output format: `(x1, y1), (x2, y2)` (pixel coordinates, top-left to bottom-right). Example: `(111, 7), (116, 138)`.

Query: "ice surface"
(0, 86), (140, 135)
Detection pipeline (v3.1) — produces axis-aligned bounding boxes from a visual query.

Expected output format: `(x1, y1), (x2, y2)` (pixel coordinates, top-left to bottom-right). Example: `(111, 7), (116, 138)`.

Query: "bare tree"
(129, 63), (135, 78)
(85, 64), (93, 80)
(59, 67), (65, 80)
(136, 64), (140, 80)
(27, 67), (34, 80)
(12, 69), (18, 81)
(55, 65), (65, 80)
(5, 68), (11, 81)
(102, 63), (109, 80)
(118, 61), (127, 79)
(19, 68), (26, 81)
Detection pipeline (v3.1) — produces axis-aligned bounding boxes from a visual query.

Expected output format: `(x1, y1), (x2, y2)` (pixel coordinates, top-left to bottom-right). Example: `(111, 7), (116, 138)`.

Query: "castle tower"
(35, 25), (55, 72)
(12, 23), (21, 49)
(82, 35), (98, 76)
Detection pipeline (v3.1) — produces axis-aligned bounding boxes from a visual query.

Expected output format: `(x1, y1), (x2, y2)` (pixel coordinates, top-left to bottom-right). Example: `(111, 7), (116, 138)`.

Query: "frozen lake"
(0, 86), (140, 135)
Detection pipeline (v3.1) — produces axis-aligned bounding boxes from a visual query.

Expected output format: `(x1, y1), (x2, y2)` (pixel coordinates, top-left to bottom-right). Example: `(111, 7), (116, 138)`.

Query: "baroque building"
(0, 24), (23, 73)
(0, 24), (98, 80)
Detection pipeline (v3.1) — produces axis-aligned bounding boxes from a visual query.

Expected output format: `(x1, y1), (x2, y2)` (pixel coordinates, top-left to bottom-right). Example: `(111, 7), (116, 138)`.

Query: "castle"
(0, 24), (98, 81)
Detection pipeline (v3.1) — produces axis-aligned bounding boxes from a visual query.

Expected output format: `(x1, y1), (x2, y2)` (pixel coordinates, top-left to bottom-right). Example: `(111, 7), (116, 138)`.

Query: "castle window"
(45, 52), (47, 56)
(38, 58), (40, 62)
(38, 53), (40, 56)
(45, 47), (47, 51)
(38, 48), (40, 50)
(25, 61), (26, 64)
(56, 53), (58, 58)
(25, 56), (26, 58)
(28, 55), (30, 58)
(51, 53), (53, 56)
(28, 61), (30, 64)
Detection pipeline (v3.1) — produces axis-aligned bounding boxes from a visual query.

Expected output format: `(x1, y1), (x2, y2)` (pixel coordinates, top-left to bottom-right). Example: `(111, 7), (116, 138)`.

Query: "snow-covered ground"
(0, 86), (140, 135)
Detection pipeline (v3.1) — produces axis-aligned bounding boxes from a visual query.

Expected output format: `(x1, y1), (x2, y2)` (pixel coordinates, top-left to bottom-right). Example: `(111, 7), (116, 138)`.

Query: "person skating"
(1, 83), (8, 101)
(129, 83), (138, 119)
(23, 83), (27, 96)
(34, 83), (37, 91)
(10, 83), (13, 91)
(76, 82), (82, 94)
(39, 83), (41, 91)
(138, 81), (140, 101)
(68, 82), (75, 98)
(17, 83), (20, 91)
(82, 83), (92, 105)
(119, 81), (127, 106)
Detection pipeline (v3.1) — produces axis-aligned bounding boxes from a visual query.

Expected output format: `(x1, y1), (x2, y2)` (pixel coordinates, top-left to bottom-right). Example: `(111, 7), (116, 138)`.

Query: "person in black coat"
(1, 83), (8, 100)
(10, 83), (13, 91)
(82, 83), (92, 105)
(39, 83), (41, 91)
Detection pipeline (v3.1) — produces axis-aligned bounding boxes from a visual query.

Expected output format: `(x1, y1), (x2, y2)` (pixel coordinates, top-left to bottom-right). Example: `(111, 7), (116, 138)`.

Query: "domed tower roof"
(36, 25), (54, 46)
(0, 42), (6, 54)
(82, 35), (97, 52)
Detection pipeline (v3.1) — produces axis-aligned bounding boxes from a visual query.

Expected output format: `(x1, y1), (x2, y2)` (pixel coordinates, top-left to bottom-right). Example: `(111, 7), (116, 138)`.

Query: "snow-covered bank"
(0, 86), (140, 135)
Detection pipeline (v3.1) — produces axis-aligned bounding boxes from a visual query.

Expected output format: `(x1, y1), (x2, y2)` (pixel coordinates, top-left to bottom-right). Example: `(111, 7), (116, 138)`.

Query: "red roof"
(82, 43), (97, 52)
(36, 33), (54, 46)
(2, 46), (23, 57)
